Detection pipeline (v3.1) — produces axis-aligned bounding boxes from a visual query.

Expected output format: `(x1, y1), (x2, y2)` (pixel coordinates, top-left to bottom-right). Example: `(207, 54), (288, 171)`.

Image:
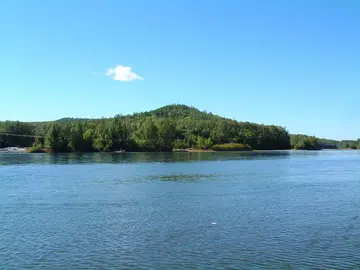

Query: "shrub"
(173, 139), (189, 149)
(27, 144), (44, 153)
(212, 143), (252, 151)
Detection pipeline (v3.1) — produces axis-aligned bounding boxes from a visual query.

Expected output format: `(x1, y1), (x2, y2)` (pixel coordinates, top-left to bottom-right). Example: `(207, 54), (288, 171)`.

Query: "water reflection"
(155, 173), (219, 182)
(0, 151), (297, 165)
(6, 150), (356, 166)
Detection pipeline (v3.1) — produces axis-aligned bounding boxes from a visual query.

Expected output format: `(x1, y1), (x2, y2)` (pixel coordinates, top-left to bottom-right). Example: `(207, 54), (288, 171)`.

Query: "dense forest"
(290, 134), (360, 150)
(0, 105), (291, 152)
(0, 105), (358, 152)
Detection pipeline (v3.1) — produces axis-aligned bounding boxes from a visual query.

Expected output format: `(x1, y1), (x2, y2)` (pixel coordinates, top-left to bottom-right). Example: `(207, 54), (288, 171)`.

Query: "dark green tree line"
(1, 105), (294, 152)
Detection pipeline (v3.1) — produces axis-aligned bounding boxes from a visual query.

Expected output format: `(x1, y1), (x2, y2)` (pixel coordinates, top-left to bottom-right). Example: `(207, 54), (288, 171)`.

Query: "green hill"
(1, 104), (355, 152)
(143, 104), (224, 120)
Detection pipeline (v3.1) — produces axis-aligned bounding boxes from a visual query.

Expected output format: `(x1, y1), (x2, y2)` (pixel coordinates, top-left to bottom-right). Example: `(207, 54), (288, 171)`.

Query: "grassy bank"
(25, 143), (253, 153)
(212, 143), (252, 151)
(173, 143), (252, 152)
(26, 145), (46, 153)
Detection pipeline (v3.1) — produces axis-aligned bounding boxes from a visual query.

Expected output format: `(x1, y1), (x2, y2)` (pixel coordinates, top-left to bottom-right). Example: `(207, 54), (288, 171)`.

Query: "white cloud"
(105, 65), (143, 81)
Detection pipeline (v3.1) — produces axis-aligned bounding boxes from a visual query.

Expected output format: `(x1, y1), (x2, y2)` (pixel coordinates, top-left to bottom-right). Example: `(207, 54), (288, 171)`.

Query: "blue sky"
(0, 0), (359, 140)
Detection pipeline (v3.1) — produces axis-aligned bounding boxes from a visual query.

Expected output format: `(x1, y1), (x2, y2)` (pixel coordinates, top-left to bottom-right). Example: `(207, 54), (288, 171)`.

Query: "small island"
(0, 105), (359, 153)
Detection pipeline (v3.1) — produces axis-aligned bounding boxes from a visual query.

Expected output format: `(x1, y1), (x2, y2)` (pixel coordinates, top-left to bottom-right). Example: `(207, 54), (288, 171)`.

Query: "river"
(1, 151), (360, 269)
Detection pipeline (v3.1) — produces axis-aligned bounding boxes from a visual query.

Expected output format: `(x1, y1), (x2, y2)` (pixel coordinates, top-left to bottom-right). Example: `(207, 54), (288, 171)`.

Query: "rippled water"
(1, 151), (360, 269)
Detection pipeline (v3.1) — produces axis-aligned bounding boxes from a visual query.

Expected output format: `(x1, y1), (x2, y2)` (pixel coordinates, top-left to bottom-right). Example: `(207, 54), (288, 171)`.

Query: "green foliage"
(173, 139), (189, 149)
(290, 135), (360, 150)
(339, 140), (358, 149)
(1, 104), (293, 152)
(212, 143), (251, 151)
(0, 121), (36, 147)
(196, 136), (206, 149)
(317, 138), (339, 149)
(144, 104), (224, 121)
(33, 136), (44, 148)
(290, 134), (321, 150)
(83, 128), (94, 151)
(92, 122), (113, 152)
(156, 119), (176, 151)
(68, 123), (84, 151)
(195, 136), (213, 150)
(44, 123), (67, 152)
(133, 118), (159, 151)
(27, 144), (43, 153)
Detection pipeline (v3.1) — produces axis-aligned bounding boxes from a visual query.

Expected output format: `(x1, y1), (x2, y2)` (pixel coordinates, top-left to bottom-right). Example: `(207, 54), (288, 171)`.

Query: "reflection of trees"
(0, 151), (294, 165)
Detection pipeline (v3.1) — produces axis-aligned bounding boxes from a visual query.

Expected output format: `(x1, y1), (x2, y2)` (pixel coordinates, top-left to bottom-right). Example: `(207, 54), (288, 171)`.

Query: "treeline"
(290, 135), (321, 150)
(0, 105), (291, 152)
(290, 134), (360, 150)
(338, 140), (360, 149)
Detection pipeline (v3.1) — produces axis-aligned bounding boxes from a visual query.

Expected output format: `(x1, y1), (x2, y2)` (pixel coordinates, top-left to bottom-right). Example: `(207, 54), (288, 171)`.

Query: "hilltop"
(54, 105), (225, 122)
(141, 105), (225, 121)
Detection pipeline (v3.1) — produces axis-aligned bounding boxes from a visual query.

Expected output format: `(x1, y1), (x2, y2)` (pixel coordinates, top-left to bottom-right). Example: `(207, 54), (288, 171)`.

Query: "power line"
(0, 132), (133, 142)
(0, 132), (44, 138)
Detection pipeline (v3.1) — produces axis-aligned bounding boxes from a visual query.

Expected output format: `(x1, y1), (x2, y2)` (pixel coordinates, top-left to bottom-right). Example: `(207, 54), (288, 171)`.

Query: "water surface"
(1, 151), (360, 269)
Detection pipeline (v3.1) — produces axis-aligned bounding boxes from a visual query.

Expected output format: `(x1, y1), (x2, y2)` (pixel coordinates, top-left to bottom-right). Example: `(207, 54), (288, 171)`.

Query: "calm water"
(1, 151), (360, 269)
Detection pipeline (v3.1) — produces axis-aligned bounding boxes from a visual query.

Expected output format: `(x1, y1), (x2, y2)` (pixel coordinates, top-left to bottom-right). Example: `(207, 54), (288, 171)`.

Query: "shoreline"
(1, 147), (358, 154)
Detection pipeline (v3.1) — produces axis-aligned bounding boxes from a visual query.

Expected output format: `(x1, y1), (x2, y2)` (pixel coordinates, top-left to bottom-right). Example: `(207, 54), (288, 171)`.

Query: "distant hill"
(290, 134), (359, 150)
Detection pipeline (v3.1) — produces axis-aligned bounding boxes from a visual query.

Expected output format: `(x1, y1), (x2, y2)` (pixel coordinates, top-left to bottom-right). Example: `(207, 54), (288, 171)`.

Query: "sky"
(0, 0), (359, 140)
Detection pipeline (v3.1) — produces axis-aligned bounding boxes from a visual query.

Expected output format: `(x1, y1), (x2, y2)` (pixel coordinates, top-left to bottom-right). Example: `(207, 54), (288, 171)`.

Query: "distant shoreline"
(2, 147), (256, 153)
(2, 105), (358, 152)
(1, 147), (358, 154)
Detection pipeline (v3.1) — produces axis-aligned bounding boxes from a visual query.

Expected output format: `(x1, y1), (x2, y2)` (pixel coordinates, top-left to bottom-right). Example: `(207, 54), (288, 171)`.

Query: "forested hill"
(140, 105), (225, 120)
(290, 134), (360, 150)
(0, 104), (290, 152)
(0, 104), (358, 152)
(55, 105), (224, 123)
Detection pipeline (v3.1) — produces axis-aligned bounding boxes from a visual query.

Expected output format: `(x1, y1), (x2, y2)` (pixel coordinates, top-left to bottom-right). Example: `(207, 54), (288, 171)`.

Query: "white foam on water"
(0, 147), (26, 153)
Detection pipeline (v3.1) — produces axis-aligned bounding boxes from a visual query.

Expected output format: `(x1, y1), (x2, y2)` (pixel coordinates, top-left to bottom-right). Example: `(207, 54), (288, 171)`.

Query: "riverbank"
(17, 147), (252, 154)
(14, 142), (254, 153)
(0, 147), (27, 153)
(3, 148), (323, 154)
(173, 148), (215, 152)
(6, 147), (354, 154)
(23, 148), (246, 154)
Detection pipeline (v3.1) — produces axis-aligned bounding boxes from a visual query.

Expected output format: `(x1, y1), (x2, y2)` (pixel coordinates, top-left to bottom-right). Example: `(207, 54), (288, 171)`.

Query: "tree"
(196, 136), (213, 150)
(45, 124), (64, 152)
(83, 128), (94, 152)
(93, 121), (112, 151)
(133, 118), (159, 151)
(108, 117), (128, 151)
(1, 104), (297, 152)
(157, 119), (176, 151)
(68, 123), (84, 151)
(291, 134), (320, 150)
